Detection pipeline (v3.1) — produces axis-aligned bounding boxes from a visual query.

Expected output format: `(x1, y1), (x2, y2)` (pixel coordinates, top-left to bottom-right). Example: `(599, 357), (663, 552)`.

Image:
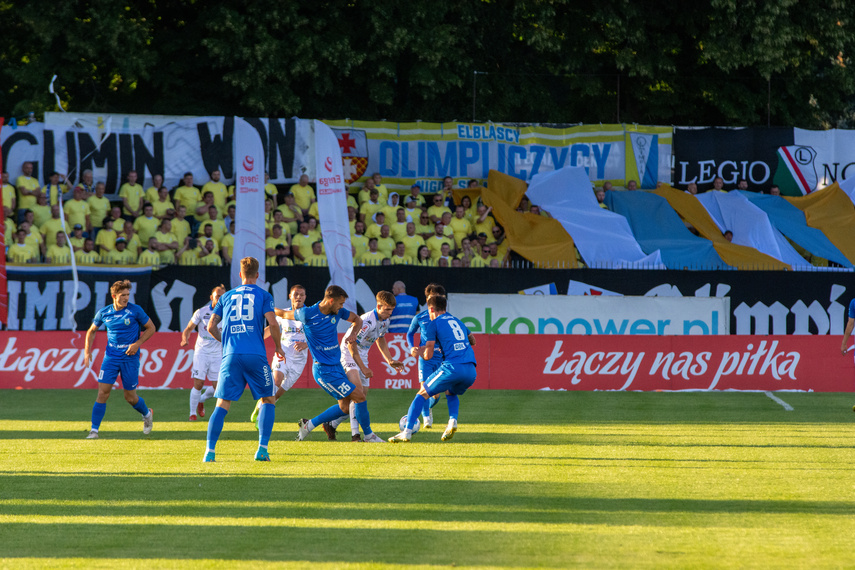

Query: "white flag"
(231, 118), (266, 288)
(314, 120), (356, 312)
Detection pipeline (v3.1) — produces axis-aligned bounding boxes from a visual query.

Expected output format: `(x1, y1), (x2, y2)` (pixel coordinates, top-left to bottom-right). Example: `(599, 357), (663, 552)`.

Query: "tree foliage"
(2, 0), (854, 127)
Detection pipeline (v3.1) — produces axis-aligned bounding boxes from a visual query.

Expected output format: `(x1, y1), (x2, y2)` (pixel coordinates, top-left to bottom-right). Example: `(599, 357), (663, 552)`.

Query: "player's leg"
(204, 398), (231, 462)
(440, 363), (475, 441)
(244, 355), (276, 460)
(297, 363), (350, 441)
(204, 354), (246, 461)
(330, 367), (365, 440)
(190, 377), (205, 421)
(198, 357), (220, 416)
(391, 364), (454, 442)
(118, 358), (153, 434)
(88, 364), (116, 438)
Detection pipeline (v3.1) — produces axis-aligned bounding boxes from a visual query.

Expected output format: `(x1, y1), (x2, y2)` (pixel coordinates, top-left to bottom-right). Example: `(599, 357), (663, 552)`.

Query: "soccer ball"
(399, 415), (421, 434)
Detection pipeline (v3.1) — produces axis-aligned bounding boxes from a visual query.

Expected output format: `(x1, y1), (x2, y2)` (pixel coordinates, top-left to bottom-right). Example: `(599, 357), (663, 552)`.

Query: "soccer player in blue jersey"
(202, 257), (284, 462)
(84, 280), (156, 439)
(391, 294), (477, 442)
(406, 283), (446, 427)
(390, 281), (419, 333)
(276, 285), (382, 442)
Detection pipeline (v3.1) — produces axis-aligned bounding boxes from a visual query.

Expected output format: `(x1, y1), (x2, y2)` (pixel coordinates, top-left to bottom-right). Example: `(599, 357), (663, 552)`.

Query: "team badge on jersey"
(124, 318), (131, 325)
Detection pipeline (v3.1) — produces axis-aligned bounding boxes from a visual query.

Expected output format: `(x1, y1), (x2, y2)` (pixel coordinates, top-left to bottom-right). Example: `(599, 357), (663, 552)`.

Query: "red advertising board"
(0, 332), (852, 392)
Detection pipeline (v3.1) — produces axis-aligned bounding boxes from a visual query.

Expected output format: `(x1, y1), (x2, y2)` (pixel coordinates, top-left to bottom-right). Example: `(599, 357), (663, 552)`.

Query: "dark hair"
(325, 285), (348, 299)
(427, 295), (448, 311)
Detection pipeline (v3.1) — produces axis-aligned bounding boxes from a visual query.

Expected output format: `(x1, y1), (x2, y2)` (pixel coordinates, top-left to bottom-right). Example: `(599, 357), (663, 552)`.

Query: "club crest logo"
(333, 128), (369, 184)
(243, 155), (255, 172)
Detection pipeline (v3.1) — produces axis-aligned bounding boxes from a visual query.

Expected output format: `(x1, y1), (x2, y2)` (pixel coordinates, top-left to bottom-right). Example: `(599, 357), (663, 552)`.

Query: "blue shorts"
(98, 354), (140, 390)
(215, 353), (274, 401)
(418, 354), (442, 383)
(424, 362), (476, 397)
(312, 361), (355, 400)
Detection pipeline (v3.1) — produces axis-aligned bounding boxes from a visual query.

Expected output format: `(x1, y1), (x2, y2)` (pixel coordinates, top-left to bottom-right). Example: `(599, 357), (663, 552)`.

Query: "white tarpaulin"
(695, 191), (808, 268)
(231, 118), (266, 288)
(525, 166), (664, 268)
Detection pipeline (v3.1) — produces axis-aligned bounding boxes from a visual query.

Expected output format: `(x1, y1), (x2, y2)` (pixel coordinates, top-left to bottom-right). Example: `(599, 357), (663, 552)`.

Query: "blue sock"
(91, 402), (107, 430)
(258, 403), (275, 447)
(446, 394), (460, 420)
(407, 395), (427, 430)
(312, 404), (347, 427)
(354, 401), (372, 435)
(206, 406), (228, 451)
(430, 395), (441, 409)
(132, 397), (149, 416)
(421, 397), (431, 418)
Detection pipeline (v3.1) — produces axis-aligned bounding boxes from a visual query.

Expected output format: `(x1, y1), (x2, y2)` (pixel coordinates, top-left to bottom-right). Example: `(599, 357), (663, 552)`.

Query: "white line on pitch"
(764, 391), (794, 411)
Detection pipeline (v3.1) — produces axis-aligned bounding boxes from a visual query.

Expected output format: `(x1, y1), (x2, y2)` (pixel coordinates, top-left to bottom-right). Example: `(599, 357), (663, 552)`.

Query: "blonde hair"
(240, 257), (259, 277)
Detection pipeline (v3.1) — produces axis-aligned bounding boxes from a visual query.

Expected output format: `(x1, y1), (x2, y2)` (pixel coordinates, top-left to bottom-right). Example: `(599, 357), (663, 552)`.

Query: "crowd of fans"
(2, 166), (550, 269)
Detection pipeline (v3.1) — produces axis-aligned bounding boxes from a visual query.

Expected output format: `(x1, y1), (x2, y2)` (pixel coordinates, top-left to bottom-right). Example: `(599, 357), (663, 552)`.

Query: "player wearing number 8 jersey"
(391, 294), (476, 442)
(203, 257), (284, 462)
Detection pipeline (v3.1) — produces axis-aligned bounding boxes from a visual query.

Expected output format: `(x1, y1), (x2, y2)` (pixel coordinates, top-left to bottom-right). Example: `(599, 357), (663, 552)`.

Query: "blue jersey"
(389, 293), (419, 333)
(213, 284), (275, 358)
(849, 298), (855, 319)
(92, 302), (150, 358)
(407, 310), (442, 359)
(295, 302), (351, 365)
(424, 313), (475, 365)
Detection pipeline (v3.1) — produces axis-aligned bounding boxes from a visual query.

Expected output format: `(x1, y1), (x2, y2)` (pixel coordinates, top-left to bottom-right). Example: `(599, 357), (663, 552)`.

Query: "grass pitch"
(1, 388), (854, 569)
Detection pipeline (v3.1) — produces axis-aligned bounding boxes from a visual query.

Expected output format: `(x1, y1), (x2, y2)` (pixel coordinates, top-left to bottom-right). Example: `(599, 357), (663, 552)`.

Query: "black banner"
(6, 266), (854, 335)
(673, 127), (793, 192)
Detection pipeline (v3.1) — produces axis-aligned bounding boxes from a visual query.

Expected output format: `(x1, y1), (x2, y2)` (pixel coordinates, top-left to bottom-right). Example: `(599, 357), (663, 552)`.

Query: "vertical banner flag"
(314, 120), (357, 313)
(627, 131), (659, 189)
(0, 117), (7, 325)
(231, 118), (266, 289)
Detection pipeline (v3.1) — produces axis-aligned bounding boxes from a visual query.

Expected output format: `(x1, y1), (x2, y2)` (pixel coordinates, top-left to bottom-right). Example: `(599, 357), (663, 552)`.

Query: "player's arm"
(343, 312), (363, 344)
(468, 333), (476, 347)
(207, 313), (222, 342)
(375, 336), (404, 371)
(348, 340), (372, 378)
(263, 325), (272, 340)
(422, 340), (435, 361)
(407, 315), (420, 357)
(127, 319), (155, 356)
(265, 311), (286, 360)
(180, 316), (196, 347)
(842, 317), (855, 354)
(275, 308), (295, 320)
(83, 323), (99, 367)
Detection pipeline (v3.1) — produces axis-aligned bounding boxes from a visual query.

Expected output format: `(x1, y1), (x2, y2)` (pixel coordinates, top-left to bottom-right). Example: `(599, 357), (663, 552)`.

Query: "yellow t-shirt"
(178, 249), (200, 266)
(15, 176), (40, 210)
(95, 229), (117, 252)
(8, 243), (38, 264)
(448, 217), (473, 246)
(118, 232), (142, 255)
(426, 235), (454, 259)
(364, 224), (382, 240)
(173, 186), (201, 213)
(289, 183), (316, 211)
(151, 199), (175, 219)
(119, 183), (145, 215)
(133, 216), (160, 245)
(40, 218), (65, 249)
(138, 249), (162, 267)
(153, 231), (178, 263)
(389, 221), (409, 242)
(291, 233), (315, 259)
(308, 202), (319, 220)
(360, 201), (383, 222)
(24, 230), (43, 251)
(266, 236), (289, 252)
(64, 199), (91, 229)
(390, 255), (413, 265)
(87, 196), (111, 228)
(199, 219), (227, 242)
(201, 181), (229, 211)
(303, 253), (328, 267)
(428, 205), (452, 222)
(358, 251), (386, 266)
(171, 218), (191, 245)
(145, 186), (161, 205)
(469, 255), (490, 268)
(75, 249), (101, 265)
(220, 233), (234, 259)
(41, 184), (66, 206)
(401, 235), (425, 259)
(351, 234), (369, 258)
(103, 248), (138, 265)
(474, 215), (496, 237)
(69, 236), (86, 251)
(46, 245), (72, 265)
(32, 204), (53, 227)
(265, 183), (278, 199)
(376, 236), (395, 258)
(199, 252), (223, 266)
(275, 204), (302, 235)
(2, 183), (16, 210)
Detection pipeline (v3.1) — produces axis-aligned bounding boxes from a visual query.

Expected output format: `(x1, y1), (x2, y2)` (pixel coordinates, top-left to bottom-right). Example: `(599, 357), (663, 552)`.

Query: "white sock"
(404, 428), (413, 438)
(349, 401), (359, 436)
(306, 419), (316, 431)
(201, 385), (215, 401)
(330, 417), (344, 428)
(190, 388), (202, 414)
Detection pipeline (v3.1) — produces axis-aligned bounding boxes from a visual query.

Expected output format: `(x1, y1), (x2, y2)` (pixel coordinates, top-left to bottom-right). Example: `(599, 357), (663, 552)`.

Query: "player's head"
(375, 290), (397, 319)
(110, 280), (132, 308)
(240, 257), (259, 280)
(427, 294), (447, 315)
(324, 285), (349, 313)
(289, 284), (306, 308)
(424, 283), (446, 299)
(210, 284), (225, 304)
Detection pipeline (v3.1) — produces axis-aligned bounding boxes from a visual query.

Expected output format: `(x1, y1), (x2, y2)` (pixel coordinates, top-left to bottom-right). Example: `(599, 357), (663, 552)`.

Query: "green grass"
(1, 389), (855, 569)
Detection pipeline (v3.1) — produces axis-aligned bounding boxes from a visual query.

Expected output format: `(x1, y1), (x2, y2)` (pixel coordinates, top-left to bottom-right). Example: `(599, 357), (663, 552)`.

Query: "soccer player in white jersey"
(181, 284), (226, 421)
(324, 291), (404, 441)
(250, 284), (309, 427)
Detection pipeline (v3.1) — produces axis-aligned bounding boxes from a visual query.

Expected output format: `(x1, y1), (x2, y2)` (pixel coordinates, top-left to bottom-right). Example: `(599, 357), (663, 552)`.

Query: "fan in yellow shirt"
(173, 172), (201, 213)
(133, 204), (161, 245)
(153, 220), (179, 264)
(201, 170), (229, 211)
(119, 170), (145, 217)
(138, 239), (163, 267)
(145, 174), (165, 204)
(197, 239), (224, 266)
(288, 174), (316, 215)
(8, 229), (39, 264)
(64, 188), (92, 231)
(102, 238), (138, 264)
(358, 238), (386, 266)
(151, 187), (176, 219)
(16, 161), (41, 210)
(75, 239), (101, 265)
(302, 242), (328, 267)
(87, 183), (112, 229)
(45, 233), (73, 265)
(389, 243), (413, 265)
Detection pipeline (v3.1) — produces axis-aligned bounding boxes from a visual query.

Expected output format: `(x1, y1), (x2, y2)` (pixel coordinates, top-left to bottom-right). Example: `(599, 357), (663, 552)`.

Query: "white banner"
(314, 120), (356, 313)
(448, 293), (730, 335)
(231, 118), (266, 289)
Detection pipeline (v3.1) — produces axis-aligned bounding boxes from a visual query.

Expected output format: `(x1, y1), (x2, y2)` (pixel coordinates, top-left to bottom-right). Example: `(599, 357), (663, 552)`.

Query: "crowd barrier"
(1, 332), (851, 392)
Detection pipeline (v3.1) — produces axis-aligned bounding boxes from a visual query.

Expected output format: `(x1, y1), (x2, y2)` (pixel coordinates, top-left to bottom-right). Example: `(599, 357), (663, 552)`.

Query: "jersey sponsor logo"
(454, 342), (465, 351)
(230, 324), (247, 334)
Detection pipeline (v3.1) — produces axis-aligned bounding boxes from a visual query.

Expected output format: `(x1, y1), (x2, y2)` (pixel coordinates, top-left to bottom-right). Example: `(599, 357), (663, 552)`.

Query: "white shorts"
(272, 353), (307, 391)
(341, 352), (371, 387)
(191, 352), (221, 383)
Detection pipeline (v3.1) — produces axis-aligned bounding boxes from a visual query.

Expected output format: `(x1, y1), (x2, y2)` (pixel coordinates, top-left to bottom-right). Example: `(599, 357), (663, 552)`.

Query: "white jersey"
(190, 303), (222, 356)
(340, 309), (389, 364)
(275, 315), (308, 364)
